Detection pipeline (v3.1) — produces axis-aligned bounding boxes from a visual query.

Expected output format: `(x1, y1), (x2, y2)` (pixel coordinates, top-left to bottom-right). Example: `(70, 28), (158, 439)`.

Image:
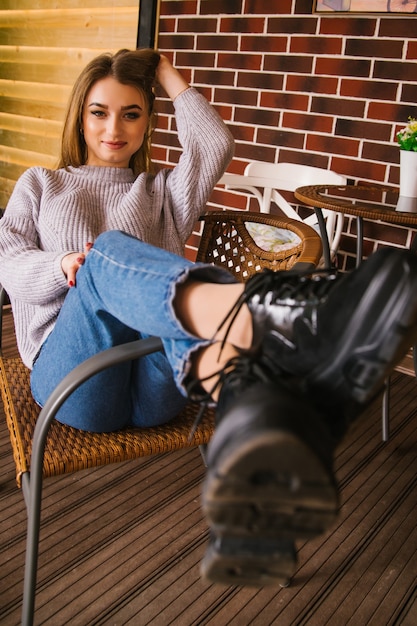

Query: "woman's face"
(82, 76), (150, 168)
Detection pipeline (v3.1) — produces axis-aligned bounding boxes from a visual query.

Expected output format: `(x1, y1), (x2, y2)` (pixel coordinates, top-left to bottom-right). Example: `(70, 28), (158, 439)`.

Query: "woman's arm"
(154, 76), (235, 242)
(155, 54), (190, 101)
(0, 169), (71, 304)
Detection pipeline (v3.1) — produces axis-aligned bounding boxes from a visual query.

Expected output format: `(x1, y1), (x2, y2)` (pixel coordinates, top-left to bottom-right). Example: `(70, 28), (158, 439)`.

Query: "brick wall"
(153, 0), (417, 267)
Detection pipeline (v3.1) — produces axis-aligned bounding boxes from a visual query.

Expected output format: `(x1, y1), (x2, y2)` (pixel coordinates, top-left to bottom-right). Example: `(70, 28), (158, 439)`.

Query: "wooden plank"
(0, 1), (140, 206)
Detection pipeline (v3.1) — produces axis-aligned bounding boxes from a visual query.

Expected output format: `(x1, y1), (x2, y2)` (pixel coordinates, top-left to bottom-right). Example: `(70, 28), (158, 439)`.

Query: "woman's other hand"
(61, 242), (93, 287)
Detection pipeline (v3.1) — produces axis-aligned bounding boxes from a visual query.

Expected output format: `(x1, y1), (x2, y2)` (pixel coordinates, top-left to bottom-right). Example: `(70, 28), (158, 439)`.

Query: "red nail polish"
(68, 280), (74, 287)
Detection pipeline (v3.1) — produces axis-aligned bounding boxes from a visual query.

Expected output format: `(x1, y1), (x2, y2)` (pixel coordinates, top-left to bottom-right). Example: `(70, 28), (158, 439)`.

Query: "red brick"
(151, 145), (168, 163)
(167, 147), (181, 164)
(194, 69), (235, 87)
(319, 17), (377, 36)
(290, 36), (342, 55)
(160, 1), (198, 16)
(312, 96), (365, 118)
(379, 17), (416, 38)
(278, 150), (330, 170)
(331, 156), (387, 183)
(388, 165), (400, 186)
(240, 35), (287, 53)
(315, 57), (371, 77)
(177, 17), (218, 33)
(200, 0), (243, 14)
(261, 91), (309, 111)
(283, 112), (334, 134)
(268, 17), (317, 34)
(230, 124), (256, 143)
(196, 35), (240, 51)
(246, 0), (293, 13)
(264, 54), (313, 74)
(235, 142), (276, 163)
(286, 74), (338, 94)
(402, 83), (417, 104)
(235, 107), (280, 128)
(153, 128), (180, 149)
(374, 60), (417, 82)
(214, 87), (259, 107)
(341, 78), (397, 101)
(175, 51), (216, 67)
(407, 41), (417, 60)
(362, 142), (399, 165)
(368, 101), (415, 124)
(257, 127), (305, 149)
(155, 98), (175, 116)
(295, 0), (315, 13)
(218, 52), (263, 70)
(212, 104), (234, 122)
(211, 188), (254, 211)
(345, 38), (404, 59)
(159, 18), (176, 33)
(336, 119), (391, 143)
(306, 134), (360, 157)
(237, 72), (284, 91)
(363, 222), (408, 247)
(220, 17), (265, 33)
(158, 33), (195, 49)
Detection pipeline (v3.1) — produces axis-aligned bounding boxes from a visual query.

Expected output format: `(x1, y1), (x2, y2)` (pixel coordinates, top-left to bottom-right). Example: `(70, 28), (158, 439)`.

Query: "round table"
(294, 184), (417, 268)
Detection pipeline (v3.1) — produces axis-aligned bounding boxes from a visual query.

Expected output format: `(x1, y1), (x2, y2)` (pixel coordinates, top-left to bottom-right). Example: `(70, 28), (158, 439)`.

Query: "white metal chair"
(219, 161), (347, 268)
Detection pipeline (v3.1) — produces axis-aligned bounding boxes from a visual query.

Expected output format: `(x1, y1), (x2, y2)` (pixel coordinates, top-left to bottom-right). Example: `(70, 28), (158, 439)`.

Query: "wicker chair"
(0, 211), (322, 626)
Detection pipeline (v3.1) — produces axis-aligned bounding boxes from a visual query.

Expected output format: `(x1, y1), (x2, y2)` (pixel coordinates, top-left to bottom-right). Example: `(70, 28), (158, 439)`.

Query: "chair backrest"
(196, 210), (322, 279)
(219, 161), (347, 260)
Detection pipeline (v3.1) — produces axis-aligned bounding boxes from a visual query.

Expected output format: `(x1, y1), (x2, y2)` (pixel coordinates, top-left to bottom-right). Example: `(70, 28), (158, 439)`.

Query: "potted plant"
(397, 118), (417, 199)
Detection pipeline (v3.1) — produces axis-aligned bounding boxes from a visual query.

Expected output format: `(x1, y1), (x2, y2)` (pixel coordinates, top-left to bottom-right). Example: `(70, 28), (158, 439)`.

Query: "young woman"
(1, 48), (417, 587)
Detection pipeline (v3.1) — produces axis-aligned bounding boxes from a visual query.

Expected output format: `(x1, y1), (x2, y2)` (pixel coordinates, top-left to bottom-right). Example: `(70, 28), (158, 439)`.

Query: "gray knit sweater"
(0, 87), (234, 368)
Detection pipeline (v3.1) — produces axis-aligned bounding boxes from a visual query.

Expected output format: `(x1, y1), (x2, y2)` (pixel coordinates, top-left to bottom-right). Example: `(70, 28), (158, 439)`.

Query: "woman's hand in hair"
(155, 54), (190, 101)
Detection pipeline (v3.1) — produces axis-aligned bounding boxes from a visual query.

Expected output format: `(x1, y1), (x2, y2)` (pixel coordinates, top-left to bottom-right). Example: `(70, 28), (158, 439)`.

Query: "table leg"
(356, 216), (364, 267)
(314, 207), (332, 270)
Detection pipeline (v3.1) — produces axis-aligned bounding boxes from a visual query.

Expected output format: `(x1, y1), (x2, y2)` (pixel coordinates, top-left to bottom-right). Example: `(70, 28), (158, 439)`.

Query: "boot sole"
(201, 534), (297, 588)
(201, 427), (337, 587)
(203, 428), (338, 541)
(201, 377), (338, 588)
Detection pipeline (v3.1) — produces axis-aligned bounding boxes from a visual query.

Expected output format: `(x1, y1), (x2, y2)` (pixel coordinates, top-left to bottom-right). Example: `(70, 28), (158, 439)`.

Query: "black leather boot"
(233, 247), (417, 426)
(200, 353), (338, 587)
(200, 247), (417, 587)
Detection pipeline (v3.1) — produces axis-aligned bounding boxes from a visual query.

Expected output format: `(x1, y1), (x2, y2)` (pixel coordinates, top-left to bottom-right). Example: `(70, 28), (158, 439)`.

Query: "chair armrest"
(26, 336), (164, 507)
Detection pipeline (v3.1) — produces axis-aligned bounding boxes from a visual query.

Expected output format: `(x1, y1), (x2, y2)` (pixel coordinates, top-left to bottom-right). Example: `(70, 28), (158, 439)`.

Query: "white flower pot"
(399, 149), (417, 198)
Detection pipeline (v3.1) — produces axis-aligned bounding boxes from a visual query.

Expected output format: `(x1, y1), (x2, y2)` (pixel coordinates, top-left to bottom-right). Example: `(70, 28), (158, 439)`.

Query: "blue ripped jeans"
(30, 231), (236, 432)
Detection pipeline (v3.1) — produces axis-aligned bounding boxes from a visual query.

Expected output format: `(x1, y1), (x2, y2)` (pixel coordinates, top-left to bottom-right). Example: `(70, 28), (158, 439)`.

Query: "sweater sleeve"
(0, 168), (70, 305)
(160, 88), (235, 239)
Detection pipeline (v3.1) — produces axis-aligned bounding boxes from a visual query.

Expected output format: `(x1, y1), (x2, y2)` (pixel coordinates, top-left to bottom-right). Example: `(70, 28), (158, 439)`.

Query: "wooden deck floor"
(1, 306), (416, 625)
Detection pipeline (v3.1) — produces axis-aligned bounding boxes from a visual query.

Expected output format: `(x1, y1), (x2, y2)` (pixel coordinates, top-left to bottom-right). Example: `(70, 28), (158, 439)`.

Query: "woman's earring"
(80, 128), (84, 135)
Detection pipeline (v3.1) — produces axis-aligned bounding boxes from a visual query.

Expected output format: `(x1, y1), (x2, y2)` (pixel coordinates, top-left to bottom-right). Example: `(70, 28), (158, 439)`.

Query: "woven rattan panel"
(196, 211), (322, 280)
(0, 356), (214, 487)
(202, 225), (303, 278)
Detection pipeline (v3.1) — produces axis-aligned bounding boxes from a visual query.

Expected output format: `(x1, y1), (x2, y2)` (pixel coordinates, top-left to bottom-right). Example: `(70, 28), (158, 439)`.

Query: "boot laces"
(188, 268), (338, 440)
(187, 352), (272, 441)
(215, 267), (338, 352)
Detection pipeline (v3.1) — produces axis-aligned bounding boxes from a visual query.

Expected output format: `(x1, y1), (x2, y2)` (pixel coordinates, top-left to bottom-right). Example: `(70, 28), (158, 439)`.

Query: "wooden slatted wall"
(0, 0), (140, 209)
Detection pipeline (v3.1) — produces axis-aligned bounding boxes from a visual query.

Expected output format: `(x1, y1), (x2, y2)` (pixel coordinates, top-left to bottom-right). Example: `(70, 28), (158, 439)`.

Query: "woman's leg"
(31, 230), (246, 430)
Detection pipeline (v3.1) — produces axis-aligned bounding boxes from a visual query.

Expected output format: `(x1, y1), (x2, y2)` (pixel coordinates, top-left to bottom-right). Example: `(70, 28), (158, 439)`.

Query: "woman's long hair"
(58, 48), (160, 175)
